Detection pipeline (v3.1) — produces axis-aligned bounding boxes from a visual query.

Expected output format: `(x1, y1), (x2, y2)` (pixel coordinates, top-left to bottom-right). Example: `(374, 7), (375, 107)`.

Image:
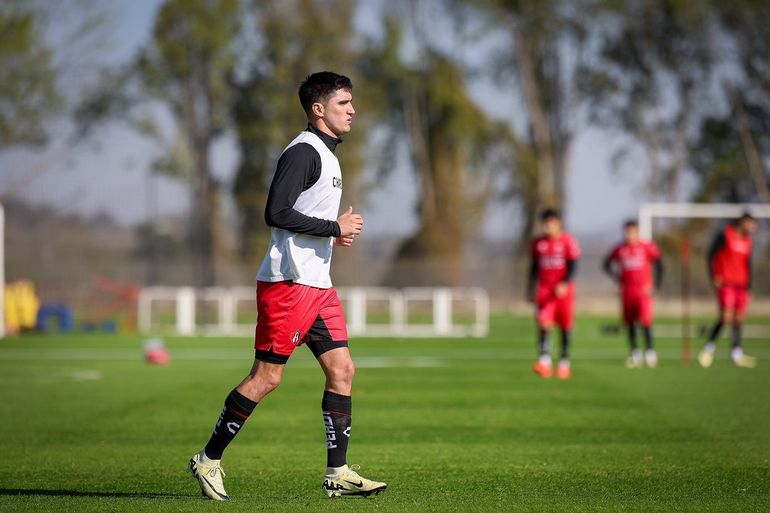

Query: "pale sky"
(0, 0), (647, 243)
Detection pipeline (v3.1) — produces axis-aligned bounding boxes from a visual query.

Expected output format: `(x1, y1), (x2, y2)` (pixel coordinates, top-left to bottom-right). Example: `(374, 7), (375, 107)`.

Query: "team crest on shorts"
(291, 330), (301, 346)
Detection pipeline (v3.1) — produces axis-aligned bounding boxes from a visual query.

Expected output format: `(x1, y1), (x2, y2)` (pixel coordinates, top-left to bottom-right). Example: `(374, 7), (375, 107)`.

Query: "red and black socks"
(204, 389), (258, 460)
(322, 390), (352, 469)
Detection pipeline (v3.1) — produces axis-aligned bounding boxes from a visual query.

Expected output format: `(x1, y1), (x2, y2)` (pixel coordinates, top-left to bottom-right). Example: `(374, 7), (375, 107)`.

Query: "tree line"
(3, 0), (769, 287)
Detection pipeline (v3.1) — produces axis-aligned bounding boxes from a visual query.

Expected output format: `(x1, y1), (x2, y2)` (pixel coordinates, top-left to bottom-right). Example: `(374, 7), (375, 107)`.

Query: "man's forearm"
(265, 207), (340, 237)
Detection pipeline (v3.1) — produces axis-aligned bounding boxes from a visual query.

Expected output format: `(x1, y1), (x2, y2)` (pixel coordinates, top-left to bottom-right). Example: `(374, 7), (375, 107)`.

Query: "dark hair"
(298, 71), (353, 116)
(540, 208), (561, 221)
(624, 219), (638, 229)
(738, 211), (756, 223)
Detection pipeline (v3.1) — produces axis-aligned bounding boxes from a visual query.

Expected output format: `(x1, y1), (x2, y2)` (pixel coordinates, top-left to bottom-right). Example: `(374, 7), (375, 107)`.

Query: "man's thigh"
(255, 281), (322, 363)
(556, 293), (575, 330)
(537, 297), (558, 329)
(306, 288), (349, 359)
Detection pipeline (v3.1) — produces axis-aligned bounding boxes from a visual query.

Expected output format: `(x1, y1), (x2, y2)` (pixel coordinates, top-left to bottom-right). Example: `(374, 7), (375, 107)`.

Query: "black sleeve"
(264, 143), (341, 238)
(653, 258), (664, 290)
(564, 259), (577, 282)
(706, 232), (726, 277)
(602, 253), (618, 282)
(527, 258), (538, 294)
(747, 248), (753, 290)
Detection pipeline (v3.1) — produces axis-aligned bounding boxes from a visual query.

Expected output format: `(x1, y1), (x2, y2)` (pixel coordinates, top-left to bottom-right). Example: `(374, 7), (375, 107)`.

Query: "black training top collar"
(306, 124), (342, 154)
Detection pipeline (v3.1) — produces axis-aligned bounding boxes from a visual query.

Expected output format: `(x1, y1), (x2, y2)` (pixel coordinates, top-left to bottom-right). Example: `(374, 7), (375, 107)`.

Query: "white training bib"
(256, 131), (343, 289)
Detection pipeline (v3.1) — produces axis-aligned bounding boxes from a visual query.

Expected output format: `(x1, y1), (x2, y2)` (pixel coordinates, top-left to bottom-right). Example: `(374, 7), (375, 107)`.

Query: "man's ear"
(311, 102), (324, 118)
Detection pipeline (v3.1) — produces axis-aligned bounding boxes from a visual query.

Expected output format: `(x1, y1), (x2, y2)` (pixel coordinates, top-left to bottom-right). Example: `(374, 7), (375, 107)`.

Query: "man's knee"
(242, 362), (284, 397)
(328, 358), (355, 385)
(260, 372), (282, 393)
(721, 310), (734, 324)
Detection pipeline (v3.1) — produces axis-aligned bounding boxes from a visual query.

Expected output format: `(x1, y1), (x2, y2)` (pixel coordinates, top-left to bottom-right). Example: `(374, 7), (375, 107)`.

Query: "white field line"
(2, 348), (770, 366)
(3, 368), (102, 385)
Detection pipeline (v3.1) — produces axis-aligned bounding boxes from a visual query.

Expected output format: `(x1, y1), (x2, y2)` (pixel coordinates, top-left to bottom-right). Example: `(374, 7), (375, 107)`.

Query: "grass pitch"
(0, 315), (769, 512)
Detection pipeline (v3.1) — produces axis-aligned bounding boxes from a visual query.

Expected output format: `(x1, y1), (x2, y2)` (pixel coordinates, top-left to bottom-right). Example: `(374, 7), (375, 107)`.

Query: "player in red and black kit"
(603, 220), (663, 368)
(698, 213), (758, 369)
(528, 209), (581, 380)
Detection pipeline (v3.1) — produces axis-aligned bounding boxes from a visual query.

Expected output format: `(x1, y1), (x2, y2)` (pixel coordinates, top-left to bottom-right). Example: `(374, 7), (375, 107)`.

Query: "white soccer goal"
(137, 286), (490, 338)
(638, 202), (770, 239)
(637, 202), (770, 361)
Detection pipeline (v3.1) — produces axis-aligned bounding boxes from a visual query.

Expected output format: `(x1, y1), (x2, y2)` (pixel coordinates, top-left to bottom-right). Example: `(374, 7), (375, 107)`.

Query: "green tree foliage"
(459, 0), (587, 243)
(579, 0), (712, 202)
(138, 0), (240, 287)
(361, 19), (514, 285)
(231, 0), (365, 262)
(0, 1), (60, 149)
(710, 1), (770, 203)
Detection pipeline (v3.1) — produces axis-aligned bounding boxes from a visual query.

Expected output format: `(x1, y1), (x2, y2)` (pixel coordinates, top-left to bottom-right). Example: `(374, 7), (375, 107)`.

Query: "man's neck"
(310, 119), (338, 139)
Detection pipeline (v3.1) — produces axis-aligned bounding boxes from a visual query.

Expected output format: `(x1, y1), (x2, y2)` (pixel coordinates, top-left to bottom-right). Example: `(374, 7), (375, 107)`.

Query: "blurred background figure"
(603, 221), (663, 369)
(698, 213), (759, 369)
(528, 209), (580, 380)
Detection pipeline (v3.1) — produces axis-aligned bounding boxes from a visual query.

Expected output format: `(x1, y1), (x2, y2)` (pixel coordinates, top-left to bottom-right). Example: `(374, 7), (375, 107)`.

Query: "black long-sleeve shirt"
(264, 124), (342, 237)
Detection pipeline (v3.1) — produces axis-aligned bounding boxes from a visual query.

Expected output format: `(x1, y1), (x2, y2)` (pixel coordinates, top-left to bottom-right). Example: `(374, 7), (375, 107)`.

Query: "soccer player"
(187, 72), (386, 500)
(603, 220), (663, 368)
(698, 213), (758, 369)
(528, 209), (581, 380)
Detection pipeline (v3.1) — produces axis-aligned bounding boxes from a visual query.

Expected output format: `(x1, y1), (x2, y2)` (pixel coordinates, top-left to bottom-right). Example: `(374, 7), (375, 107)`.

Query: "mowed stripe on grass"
(0, 315), (768, 512)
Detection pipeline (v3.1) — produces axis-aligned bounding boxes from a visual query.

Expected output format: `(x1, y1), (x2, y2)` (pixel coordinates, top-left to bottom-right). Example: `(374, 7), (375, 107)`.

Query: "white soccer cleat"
(731, 350), (757, 369)
(322, 464), (387, 498)
(188, 452), (229, 501)
(625, 350), (643, 369)
(644, 349), (658, 368)
(698, 347), (715, 369)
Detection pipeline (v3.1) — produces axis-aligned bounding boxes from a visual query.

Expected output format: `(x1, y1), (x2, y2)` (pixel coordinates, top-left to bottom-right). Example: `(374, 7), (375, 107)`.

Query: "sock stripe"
(323, 409), (351, 417)
(228, 407), (250, 420)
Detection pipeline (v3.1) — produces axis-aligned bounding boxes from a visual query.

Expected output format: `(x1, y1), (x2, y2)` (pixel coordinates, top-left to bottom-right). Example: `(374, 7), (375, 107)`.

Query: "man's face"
(624, 224), (639, 244)
(543, 217), (562, 238)
(738, 218), (757, 236)
(317, 88), (355, 137)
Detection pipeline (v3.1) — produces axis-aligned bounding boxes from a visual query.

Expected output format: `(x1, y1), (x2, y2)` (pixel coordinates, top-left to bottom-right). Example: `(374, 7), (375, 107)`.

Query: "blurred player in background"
(698, 213), (758, 369)
(603, 220), (663, 368)
(528, 209), (581, 380)
(187, 72), (386, 501)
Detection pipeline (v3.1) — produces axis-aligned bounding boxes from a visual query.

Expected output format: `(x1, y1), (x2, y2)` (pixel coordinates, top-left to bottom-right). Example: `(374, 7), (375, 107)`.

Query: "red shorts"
(718, 285), (750, 316)
(621, 289), (653, 327)
(255, 280), (348, 364)
(536, 284), (575, 330)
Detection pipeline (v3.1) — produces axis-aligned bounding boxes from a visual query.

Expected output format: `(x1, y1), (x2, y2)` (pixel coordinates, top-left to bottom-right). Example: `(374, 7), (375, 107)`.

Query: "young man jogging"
(603, 220), (663, 368)
(188, 71), (386, 500)
(698, 213), (758, 369)
(528, 209), (581, 380)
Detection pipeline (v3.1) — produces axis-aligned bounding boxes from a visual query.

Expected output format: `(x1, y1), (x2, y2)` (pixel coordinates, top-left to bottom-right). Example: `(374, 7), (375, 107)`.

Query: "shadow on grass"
(0, 488), (192, 499)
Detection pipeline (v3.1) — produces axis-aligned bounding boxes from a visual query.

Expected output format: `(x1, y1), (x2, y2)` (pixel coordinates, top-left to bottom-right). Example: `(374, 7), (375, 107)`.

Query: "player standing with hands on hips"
(528, 209), (581, 380)
(603, 220), (663, 368)
(698, 213), (758, 369)
(188, 72), (386, 500)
